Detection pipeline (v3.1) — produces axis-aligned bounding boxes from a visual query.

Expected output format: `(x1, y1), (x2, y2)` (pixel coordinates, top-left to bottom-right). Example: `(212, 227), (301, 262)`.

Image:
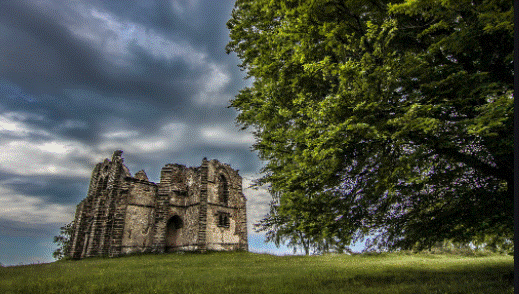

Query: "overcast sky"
(0, 0), (300, 266)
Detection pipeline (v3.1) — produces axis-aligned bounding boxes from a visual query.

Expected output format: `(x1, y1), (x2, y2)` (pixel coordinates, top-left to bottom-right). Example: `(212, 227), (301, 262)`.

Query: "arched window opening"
(102, 177), (108, 190)
(218, 174), (229, 206)
(96, 177), (107, 192)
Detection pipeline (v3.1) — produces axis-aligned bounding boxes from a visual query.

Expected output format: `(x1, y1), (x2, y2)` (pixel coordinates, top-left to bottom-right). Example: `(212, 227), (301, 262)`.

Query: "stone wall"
(68, 150), (248, 259)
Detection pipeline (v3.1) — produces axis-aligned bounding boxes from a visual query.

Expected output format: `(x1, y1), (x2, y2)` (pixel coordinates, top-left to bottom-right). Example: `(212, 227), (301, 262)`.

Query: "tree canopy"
(226, 0), (513, 252)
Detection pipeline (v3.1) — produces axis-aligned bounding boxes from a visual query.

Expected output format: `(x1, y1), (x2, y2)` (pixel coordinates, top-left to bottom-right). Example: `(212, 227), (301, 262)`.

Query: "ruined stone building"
(68, 150), (248, 259)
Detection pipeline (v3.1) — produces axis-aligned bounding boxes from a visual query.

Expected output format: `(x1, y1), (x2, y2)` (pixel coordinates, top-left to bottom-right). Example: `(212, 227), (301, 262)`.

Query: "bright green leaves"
(364, 20), (398, 55)
(227, 0), (513, 252)
(468, 93), (513, 137)
(388, 104), (442, 137)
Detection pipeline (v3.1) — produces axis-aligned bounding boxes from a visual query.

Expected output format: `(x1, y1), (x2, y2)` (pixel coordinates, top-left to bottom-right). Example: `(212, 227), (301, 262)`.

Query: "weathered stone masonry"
(68, 150), (248, 259)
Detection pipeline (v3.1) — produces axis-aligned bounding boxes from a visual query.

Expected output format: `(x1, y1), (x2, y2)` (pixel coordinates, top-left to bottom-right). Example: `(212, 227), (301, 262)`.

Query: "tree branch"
(433, 145), (511, 184)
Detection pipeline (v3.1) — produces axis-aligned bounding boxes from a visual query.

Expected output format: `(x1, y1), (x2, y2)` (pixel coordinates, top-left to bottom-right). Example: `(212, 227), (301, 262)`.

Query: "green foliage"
(255, 191), (356, 255)
(402, 238), (513, 256)
(0, 252), (513, 293)
(227, 0), (513, 252)
(52, 221), (74, 260)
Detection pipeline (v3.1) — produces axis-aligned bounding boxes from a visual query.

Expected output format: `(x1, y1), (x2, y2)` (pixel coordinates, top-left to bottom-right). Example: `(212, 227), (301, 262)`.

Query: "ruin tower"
(68, 151), (248, 259)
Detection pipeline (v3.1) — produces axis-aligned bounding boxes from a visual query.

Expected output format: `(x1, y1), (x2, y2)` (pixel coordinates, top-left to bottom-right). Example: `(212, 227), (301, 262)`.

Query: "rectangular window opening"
(217, 212), (230, 228)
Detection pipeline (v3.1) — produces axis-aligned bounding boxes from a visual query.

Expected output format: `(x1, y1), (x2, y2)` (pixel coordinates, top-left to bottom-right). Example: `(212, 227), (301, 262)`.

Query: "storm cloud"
(0, 0), (280, 265)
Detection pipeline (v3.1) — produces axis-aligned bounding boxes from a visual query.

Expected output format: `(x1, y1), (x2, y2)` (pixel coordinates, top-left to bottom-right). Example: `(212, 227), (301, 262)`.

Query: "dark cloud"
(0, 220), (55, 238)
(1, 1), (196, 116)
(0, 1), (106, 95)
(0, 0), (275, 265)
(0, 0), (245, 143)
(0, 173), (89, 204)
(95, 0), (237, 53)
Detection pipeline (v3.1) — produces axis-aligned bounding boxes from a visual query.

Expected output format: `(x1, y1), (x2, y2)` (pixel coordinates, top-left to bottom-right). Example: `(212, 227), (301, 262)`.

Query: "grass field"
(0, 251), (513, 294)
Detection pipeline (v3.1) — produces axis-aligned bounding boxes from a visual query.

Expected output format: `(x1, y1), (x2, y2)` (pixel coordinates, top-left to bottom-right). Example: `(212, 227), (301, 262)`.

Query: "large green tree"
(226, 0), (513, 251)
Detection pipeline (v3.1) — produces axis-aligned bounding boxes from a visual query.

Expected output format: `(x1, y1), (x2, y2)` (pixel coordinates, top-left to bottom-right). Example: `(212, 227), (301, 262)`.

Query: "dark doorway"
(165, 215), (183, 252)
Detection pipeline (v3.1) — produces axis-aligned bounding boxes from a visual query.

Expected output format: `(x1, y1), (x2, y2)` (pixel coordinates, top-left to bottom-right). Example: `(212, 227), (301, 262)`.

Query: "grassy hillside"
(0, 251), (513, 294)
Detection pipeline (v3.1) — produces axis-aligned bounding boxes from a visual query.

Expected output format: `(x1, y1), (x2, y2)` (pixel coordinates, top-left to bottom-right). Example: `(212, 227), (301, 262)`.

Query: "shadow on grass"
(302, 262), (513, 293)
